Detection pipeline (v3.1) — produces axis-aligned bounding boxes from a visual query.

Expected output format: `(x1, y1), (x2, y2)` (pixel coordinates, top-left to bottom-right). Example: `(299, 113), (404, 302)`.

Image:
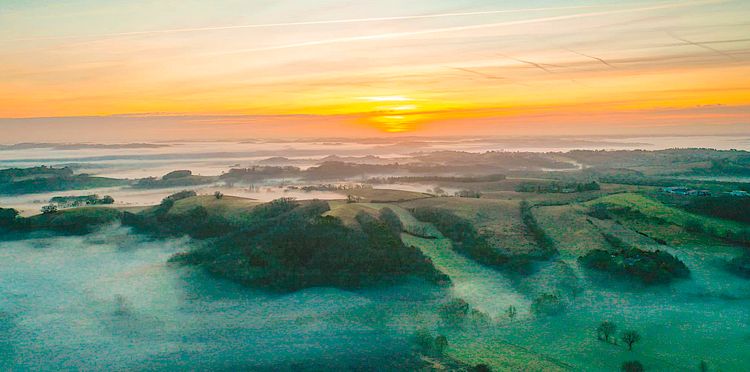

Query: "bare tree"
(506, 305), (517, 321)
(597, 321), (617, 343)
(113, 294), (131, 316)
(621, 330), (641, 351)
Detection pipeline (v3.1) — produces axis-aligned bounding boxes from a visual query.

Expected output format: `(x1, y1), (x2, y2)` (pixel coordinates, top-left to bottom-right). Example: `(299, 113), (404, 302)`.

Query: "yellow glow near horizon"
(0, 0), (749, 140)
(357, 96), (413, 102)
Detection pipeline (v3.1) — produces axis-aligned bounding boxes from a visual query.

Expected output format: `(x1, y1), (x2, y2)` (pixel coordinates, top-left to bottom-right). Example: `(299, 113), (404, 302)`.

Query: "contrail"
(664, 37), (750, 46)
(448, 67), (505, 80)
(220, 0), (723, 55)
(564, 48), (616, 68)
(511, 59), (552, 72)
(2, 3), (631, 43)
(499, 54), (557, 73)
(668, 32), (738, 60)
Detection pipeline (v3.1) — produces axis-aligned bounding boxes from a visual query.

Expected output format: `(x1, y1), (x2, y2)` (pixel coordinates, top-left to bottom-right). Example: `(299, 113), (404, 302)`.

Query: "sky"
(0, 0), (749, 142)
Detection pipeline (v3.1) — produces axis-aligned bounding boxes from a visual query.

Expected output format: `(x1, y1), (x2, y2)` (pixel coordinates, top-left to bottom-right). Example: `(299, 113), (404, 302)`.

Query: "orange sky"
(1, 0), (749, 141)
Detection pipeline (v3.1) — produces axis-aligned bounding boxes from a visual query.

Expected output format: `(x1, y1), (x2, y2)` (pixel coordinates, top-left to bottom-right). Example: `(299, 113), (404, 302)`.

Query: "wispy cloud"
(1, 3), (625, 43)
(1, 0), (747, 138)
(564, 49), (617, 68)
(217, 0), (724, 55)
(667, 32), (739, 60)
(447, 67), (505, 80)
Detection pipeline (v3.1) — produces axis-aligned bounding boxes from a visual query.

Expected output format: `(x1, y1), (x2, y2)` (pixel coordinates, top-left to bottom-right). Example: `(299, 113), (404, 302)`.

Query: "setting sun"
(2, 1), (750, 370)
(1, 0), (748, 140)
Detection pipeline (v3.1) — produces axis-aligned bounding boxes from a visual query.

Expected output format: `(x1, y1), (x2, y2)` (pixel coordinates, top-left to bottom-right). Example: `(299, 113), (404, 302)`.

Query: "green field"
(5, 184), (750, 371)
(333, 188), (433, 202)
(588, 192), (748, 248)
(168, 195), (260, 225)
(401, 197), (538, 255)
(401, 234), (529, 318)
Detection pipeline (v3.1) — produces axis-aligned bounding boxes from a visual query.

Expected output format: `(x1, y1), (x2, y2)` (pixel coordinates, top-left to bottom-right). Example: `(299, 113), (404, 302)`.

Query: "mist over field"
(1, 134), (750, 371)
(3, 0), (750, 369)
(0, 226), (441, 370)
(2, 135), (748, 216)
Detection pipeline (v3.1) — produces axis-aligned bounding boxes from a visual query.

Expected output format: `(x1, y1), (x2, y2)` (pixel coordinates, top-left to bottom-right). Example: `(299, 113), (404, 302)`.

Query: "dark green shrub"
(380, 207), (403, 234)
(520, 201), (557, 257)
(0, 207), (19, 226)
(580, 248), (689, 285)
(587, 204), (611, 220)
(621, 360), (644, 372)
(530, 293), (564, 316)
(439, 298), (470, 326)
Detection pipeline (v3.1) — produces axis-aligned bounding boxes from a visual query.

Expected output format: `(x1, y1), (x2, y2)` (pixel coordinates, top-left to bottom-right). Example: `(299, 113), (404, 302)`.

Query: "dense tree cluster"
(164, 190), (197, 202)
(162, 170), (193, 179)
(0, 166), (124, 195)
(579, 248), (689, 284)
(516, 181), (600, 193)
(10, 206), (122, 235)
(169, 199), (448, 291)
(49, 194), (114, 208)
(291, 183), (372, 192)
(124, 191), (237, 238)
(134, 172), (215, 189)
(689, 158), (750, 177)
(567, 148), (749, 170)
(681, 196), (750, 224)
(41, 204), (58, 214)
(1, 204), (121, 235)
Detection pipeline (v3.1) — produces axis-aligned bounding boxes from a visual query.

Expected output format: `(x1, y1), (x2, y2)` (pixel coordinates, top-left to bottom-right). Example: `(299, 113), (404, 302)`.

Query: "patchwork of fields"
(3, 173), (750, 370)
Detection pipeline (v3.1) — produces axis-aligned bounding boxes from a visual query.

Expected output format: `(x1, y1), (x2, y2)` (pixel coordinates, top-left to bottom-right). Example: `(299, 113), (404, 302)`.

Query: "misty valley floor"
(0, 227), (437, 370)
(1, 223), (749, 371)
(2, 143), (750, 370)
(3, 0), (750, 364)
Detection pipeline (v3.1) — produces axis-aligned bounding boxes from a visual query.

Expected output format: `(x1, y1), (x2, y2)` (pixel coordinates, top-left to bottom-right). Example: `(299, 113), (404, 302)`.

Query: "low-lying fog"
(2, 135), (749, 177)
(1, 224), (749, 370)
(3, 135), (749, 215)
(3, 185), (346, 216)
(2, 136), (750, 370)
(0, 226), (445, 370)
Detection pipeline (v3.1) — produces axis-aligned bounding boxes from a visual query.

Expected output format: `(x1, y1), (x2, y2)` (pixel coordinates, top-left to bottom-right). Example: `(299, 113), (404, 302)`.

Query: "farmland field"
(3, 146), (750, 370)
